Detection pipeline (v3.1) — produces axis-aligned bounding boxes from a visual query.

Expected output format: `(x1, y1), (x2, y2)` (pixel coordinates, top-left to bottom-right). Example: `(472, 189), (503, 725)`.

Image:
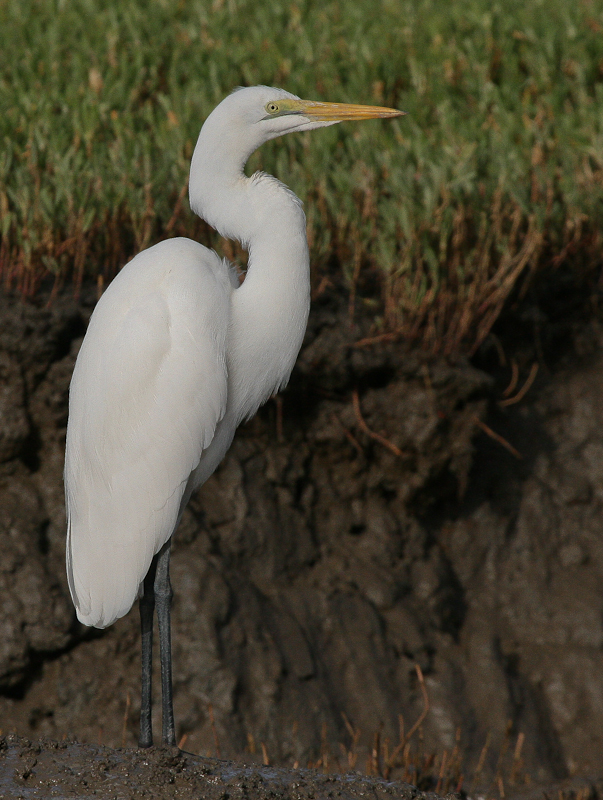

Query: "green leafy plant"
(2, 0), (602, 352)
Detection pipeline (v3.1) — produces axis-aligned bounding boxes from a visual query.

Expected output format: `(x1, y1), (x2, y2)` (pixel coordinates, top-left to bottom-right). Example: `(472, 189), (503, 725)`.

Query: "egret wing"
(65, 239), (232, 628)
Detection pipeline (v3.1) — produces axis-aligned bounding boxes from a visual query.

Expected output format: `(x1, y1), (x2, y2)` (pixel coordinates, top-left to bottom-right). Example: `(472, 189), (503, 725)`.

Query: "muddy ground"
(1, 279), (603, 796)
(1, 733), (459, 800)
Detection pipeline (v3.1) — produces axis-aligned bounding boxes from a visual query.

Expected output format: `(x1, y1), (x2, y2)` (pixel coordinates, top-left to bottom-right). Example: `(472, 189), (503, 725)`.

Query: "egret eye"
(265, 102), (280, 114)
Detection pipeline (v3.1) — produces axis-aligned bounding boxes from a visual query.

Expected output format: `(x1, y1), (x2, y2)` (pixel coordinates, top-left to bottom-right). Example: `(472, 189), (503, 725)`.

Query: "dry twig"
(502, 360), (519, 397)
(341, 713), (361, 768)
(332, 412), (363, 455)
(499, 363), (539, 407)
(473, 415), (522, 459)
(435, 749), (448, 795)
(352, 389), (404, 457)
(470, 732), (491, 793)
(510, 732), (525, 784)
(384, 664), (430, 777)
(353, 331), (400, 348)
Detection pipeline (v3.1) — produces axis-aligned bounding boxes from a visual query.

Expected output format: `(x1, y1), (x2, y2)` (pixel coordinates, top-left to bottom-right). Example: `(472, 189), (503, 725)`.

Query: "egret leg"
(139, 558), (157, 748)
(154, 540), (176, 746)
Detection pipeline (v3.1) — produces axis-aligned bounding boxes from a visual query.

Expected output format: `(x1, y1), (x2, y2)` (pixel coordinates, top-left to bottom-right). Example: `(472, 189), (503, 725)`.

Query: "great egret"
(64, 85), (403, 748)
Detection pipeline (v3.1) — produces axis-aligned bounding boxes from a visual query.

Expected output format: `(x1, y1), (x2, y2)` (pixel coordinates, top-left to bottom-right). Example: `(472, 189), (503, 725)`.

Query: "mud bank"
(1, 288), (603, 788)
(1, 734), (454, 800)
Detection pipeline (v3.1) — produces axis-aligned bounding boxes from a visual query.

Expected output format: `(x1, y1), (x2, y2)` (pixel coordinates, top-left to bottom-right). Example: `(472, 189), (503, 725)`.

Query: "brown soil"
(1, 733), (449, 800)
(1, 285), (603, 795)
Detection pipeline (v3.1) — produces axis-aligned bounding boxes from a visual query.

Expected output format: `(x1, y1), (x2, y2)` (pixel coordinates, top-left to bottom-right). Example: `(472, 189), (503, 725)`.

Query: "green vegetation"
(2, 0), (602, 352)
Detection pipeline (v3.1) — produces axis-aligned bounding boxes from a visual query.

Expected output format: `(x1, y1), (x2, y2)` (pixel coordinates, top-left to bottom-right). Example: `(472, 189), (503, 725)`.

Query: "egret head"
(196, 85), (404, 166)
(258, 89), (405, 134)
(190, 85), (404, 233)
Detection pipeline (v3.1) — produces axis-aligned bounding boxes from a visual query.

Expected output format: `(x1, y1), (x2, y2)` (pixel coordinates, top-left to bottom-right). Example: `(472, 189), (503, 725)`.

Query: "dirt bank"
(1, 286), (603, 790)
(1, 733), (454, 800)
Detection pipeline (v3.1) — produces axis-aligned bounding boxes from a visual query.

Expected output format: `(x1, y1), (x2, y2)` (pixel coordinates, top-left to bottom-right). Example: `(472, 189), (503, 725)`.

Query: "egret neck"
(190, 142), (310, 426)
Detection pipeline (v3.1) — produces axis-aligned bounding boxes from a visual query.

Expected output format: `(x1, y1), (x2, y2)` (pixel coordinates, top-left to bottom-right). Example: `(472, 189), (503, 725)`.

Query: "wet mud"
(1, 733), (450, 800)
(1, 287), (603, 792)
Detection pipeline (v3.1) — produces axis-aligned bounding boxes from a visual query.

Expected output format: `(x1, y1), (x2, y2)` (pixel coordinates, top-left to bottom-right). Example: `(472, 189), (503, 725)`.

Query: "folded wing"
(65, 238), (232, 628)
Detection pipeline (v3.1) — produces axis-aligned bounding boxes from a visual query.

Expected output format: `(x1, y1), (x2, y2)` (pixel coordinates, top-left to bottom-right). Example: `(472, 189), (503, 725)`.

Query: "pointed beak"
(293, 99), (405, 121)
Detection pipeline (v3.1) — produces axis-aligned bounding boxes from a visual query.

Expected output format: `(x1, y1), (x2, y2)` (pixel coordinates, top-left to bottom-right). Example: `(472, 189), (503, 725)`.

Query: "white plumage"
(64, 85), (403, 744)
(66, 239), (232, 626)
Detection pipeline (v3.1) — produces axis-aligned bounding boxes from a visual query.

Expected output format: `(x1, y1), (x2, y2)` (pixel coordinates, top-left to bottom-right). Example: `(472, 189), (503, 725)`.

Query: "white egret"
(64, 85), (403, 747)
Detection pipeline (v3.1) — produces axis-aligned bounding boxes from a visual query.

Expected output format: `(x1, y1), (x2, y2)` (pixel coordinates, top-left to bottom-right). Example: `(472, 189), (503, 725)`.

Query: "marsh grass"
(2, 0), (602, 352)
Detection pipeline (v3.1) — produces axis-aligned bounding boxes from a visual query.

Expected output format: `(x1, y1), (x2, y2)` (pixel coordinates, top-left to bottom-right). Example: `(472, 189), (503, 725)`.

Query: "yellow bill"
(264, 97), (405, 121)
(294, 99), (405, 121)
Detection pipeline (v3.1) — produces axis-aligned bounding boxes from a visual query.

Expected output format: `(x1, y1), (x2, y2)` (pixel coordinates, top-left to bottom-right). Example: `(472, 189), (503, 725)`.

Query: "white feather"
(64, 84), (401, 637)
(66, 238), (231, 626)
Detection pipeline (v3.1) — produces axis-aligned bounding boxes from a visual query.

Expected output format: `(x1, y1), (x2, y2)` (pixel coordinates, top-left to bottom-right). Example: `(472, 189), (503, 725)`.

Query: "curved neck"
(190, 144), (311, 424)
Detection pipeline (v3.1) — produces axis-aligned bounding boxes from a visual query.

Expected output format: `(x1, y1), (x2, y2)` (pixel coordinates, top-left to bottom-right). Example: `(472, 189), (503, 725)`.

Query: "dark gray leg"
(154, 540), (176, 746)
(139, 558), (157, 748)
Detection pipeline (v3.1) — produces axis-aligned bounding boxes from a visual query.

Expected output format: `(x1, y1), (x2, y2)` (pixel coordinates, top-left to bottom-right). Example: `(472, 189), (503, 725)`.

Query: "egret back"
(65, 238), (232, 628)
